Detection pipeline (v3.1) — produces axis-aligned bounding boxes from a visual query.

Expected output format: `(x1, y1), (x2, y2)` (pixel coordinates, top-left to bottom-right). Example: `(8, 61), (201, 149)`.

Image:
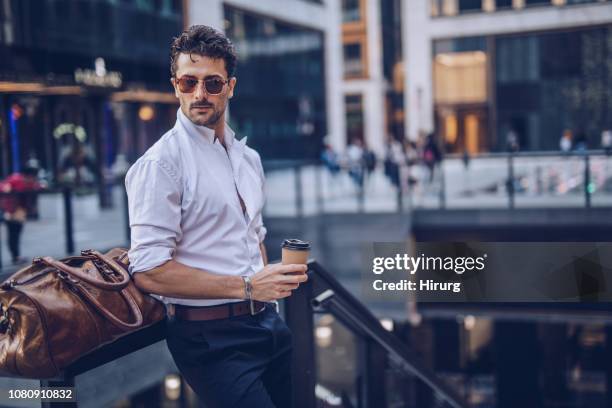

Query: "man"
(0, 165), (41, 264)
(125, 25), (308, 407)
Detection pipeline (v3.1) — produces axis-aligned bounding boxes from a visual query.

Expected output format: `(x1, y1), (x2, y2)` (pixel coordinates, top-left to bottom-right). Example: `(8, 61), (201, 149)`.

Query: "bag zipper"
(2, 267), (54, 289)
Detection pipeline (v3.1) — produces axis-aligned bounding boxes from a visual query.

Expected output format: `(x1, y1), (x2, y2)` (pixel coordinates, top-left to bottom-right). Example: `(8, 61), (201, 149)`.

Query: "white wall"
(187, 0), (345, 153)
(364, 0), (386, 156)
(403, 0), (433, 142)
(403, 0), (612, 141)
(341, 0), (387, 156)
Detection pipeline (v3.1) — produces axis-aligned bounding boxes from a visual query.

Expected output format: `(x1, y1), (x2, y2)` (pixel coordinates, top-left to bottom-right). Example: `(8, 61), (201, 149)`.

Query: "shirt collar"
(176, 107), (237, 147)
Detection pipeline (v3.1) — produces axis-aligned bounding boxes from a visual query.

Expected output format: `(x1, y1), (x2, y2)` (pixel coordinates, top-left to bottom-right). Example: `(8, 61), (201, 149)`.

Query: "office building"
(405, 0), (612, 153)
(188, 0), (345, 160)
(341, 0), (404, 156)
(0, 0), (183, 187)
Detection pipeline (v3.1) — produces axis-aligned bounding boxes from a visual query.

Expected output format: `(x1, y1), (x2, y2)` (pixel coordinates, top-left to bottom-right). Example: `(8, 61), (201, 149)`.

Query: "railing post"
(358, 178), (365, 213)
(285, 272), (316, 408)
(584, 153), (591, 208)
(507, 153), (515, 209)
(295, 164), (303, 218)
(360, 338), (387, 407)
(396, 185), (403, 213)
(62, 187), (74, 254)
(316, 163), (324, 215)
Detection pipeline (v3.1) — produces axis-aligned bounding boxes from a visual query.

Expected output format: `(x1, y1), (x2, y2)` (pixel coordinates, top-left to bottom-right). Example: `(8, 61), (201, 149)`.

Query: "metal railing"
(439, 149), (611, 210)
(38, 319), (167, 408)
(263, 150), (612, 216)
(286, 260), (469, 408)
(26, 259), (468, 408)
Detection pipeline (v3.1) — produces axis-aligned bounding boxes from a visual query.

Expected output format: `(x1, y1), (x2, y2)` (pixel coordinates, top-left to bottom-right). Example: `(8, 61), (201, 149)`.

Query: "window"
(496, 0), (513, 8)
(431, 0), (459, 16)
(459, 0), (482, 12)
(342, 0), (360, 22)
(525, 0), (551, 6)
(434, 51), (488, 104)
(345, 95), (364, 144)
(343, 43), (363, 76)
(223, 5), (326, 160)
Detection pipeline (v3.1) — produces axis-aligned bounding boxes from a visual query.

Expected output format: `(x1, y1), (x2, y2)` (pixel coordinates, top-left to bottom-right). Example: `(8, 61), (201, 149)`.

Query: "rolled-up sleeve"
(125, 159), (182, 274)
(254, 213), (267, 243)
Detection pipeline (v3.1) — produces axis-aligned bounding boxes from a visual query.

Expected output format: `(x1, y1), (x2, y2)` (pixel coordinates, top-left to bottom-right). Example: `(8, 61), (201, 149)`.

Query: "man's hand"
(250, 263), (308, 302)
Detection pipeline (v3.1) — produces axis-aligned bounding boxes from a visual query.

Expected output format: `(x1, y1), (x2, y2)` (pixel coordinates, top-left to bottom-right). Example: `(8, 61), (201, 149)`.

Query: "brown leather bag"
(0, 248), (165, 378)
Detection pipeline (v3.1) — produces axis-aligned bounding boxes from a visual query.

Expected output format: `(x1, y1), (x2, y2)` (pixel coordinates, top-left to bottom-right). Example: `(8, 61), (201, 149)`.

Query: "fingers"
(273, 263), (308, 275)
(282, 283), (299, 290)
(276, 290), (292, 299)
(284, 274), (308, 284)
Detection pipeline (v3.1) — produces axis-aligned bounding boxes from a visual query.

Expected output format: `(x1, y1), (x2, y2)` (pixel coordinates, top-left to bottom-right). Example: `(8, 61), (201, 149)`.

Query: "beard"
(185, 101), (224, 128)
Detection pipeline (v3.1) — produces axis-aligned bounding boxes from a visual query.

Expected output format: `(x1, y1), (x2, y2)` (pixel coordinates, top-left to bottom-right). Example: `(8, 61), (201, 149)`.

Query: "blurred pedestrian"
(404, 140), (420, 188)
(59, 143), (97, 186)
(0, 166), (41, 264)
(574, 129), (587, 152)
(506, 129), (519, 152)
(346, 138), (365, 188)
(384, 139), (402, 189)
(362, 144), (377, 176)
(560, 129), (573, 153)
(601, 129), (612, 155)
(423, 132), (442, 182)
(462, 150), (471, 169)
(321, 143), (340, 176)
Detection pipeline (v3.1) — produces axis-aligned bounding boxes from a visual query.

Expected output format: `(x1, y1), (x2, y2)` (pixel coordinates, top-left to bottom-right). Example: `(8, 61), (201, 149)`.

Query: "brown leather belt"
(173, 300), (267, 321)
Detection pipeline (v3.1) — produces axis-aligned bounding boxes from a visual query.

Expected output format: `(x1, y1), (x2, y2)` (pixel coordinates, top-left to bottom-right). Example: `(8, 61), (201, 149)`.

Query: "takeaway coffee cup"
(281, 239), (311, 267)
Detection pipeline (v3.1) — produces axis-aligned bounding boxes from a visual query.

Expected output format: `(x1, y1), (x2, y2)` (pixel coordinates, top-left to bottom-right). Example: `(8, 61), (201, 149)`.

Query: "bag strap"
(75, 283), (144, 330)
(34, 250), (130, 291)
(34, 250), (144, 329)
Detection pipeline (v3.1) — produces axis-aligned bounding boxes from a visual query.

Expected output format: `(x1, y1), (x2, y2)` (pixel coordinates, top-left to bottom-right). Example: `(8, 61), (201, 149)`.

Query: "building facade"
(404, 0), (612, 153)
(187, 0), (345, 160)
(0, 0), (183, 192)
(341, 0), (404, 156)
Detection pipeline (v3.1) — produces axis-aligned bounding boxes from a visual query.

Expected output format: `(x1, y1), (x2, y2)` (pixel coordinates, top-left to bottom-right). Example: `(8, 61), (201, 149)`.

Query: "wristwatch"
(241, 275), (253, 301)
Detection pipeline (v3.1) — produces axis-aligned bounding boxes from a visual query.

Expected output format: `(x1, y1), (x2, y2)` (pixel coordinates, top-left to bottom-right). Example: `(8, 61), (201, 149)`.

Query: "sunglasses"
(175, 75), (229, 95)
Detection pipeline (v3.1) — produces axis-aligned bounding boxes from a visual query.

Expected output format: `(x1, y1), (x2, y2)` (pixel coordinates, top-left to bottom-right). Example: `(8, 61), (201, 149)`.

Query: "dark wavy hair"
(170, 25), (237, 78)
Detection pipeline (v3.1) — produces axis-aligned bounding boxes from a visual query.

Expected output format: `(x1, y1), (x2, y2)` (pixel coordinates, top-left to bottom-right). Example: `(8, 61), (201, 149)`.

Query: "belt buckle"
(249, 300), (264, 316)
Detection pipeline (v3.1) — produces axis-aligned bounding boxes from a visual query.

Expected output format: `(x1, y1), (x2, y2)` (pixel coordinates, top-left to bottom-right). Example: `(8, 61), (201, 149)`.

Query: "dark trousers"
(166, 303), (293, 408)
(5, 220), (23, 261)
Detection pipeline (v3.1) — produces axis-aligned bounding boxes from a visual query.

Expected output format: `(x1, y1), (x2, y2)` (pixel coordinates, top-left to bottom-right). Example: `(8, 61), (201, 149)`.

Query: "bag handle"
(34, 250), (130, 291)
(75, 283), (144, 330)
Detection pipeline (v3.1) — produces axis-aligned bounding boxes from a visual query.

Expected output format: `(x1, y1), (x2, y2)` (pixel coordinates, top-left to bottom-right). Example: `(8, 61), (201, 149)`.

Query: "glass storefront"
(433, 25), (612, 153)
(433, 37), (490, 154)
(496, 26), (612, 151)
(431, 0), (608, 17)
(0, 0), (182, 189)
(224, 6), (327, 160)
(395, 315), (611, 408)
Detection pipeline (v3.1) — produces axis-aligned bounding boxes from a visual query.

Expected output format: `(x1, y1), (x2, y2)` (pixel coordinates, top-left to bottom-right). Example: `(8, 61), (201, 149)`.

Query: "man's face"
(171, 53), (236, 128)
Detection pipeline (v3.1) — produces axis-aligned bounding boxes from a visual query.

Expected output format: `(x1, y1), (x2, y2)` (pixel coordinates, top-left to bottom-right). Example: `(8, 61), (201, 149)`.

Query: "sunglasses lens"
(205, 78), (225, 94)
(178, 77), (198, 93)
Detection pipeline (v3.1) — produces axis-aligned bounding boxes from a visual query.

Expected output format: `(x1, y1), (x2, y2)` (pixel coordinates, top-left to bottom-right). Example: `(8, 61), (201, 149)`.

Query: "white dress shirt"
(125, 108), (267, 306)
